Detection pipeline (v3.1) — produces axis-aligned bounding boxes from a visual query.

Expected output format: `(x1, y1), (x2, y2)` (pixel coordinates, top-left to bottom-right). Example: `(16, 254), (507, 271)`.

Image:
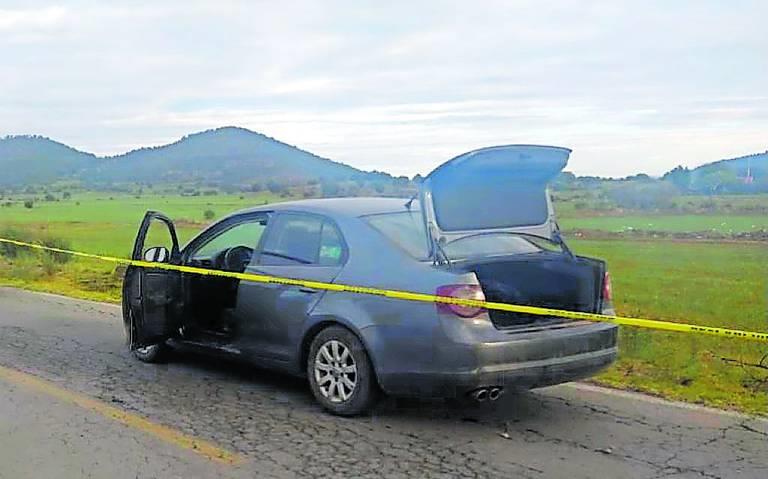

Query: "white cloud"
(1, 0), (766, 177)
(0, 6), (68, 31)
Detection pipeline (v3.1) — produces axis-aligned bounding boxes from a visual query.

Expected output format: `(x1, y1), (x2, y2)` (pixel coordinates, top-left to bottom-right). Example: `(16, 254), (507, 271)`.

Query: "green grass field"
(1, 193), (766, 414)
(571, 239), (767, 413)
(0, 192), (282, 225)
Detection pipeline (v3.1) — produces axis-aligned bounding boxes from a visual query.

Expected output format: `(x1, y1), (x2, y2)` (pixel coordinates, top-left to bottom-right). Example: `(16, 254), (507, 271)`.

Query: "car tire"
(122, 298), (169, 363)
(132, 343), (169, 363)
(307, 326), (378, 416)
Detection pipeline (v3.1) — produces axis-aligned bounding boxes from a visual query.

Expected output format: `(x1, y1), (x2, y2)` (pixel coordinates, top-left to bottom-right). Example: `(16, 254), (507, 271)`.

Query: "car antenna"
(552, 222), (575, 260)
(404, 194), (417, 210)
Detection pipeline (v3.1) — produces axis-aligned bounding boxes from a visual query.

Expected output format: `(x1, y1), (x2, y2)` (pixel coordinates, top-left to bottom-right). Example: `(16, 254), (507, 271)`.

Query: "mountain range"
(0, 126), (765, 192)
(0, 127), (366, 187)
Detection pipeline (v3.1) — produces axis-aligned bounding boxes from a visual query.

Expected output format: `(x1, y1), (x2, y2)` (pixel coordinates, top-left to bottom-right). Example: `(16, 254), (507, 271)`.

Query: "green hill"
(94, 126), (363, 184)
(0, 135), (97, 186)
(0, 127), (369, 187)
(663, 151), (767, 194)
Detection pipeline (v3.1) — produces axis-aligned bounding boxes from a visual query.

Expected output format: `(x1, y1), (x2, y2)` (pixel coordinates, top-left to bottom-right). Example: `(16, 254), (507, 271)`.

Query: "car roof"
(232, 197), (418, 218)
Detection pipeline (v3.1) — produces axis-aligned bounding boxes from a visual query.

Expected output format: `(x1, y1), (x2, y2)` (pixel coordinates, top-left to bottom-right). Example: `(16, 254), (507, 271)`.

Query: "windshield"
(442, 232), (559, 260)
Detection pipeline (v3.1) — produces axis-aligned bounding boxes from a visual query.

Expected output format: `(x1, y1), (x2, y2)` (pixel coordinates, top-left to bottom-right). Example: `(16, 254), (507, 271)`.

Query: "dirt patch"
(565, 228), (768, 243)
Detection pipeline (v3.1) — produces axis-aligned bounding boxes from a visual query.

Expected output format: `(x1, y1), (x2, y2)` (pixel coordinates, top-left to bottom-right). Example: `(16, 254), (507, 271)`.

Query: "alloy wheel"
(314, 339), (357, 403)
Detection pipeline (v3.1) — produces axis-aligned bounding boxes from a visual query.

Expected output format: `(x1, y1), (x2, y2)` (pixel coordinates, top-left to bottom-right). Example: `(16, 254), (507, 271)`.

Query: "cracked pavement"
(0, 287), (765, 478)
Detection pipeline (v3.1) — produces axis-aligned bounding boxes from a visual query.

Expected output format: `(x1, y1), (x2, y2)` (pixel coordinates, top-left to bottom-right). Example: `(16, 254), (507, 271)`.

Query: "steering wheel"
(223, 246), (253, 272)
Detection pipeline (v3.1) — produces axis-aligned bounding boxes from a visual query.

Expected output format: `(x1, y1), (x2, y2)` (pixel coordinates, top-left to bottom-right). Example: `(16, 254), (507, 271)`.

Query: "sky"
(1, 1), (766, 177)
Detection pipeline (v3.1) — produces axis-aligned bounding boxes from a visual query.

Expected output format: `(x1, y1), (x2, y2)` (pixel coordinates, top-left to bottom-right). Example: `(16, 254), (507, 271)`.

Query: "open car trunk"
(419, 144), (571, 247)
(422, 145), (607, 329)
(456, 253), (606, 329)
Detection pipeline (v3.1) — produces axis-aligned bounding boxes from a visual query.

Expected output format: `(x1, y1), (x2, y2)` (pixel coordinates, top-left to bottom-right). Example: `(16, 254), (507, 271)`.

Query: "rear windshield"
(363, 211), (429, 259)
(363, 212), (555, 261)
(443, 234), (546, 259)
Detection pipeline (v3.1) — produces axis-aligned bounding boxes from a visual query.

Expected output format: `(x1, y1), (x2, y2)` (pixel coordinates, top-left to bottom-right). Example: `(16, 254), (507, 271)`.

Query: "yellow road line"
(0, 364), (244, 466)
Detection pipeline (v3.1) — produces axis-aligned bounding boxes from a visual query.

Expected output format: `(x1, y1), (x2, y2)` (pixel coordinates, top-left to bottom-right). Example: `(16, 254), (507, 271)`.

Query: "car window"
(260, 213), (344, 266)
(190, 217), (268, 260)
(363, 211), (429, 259)
(442, 233), (543, 259)
(143, 217), (176, 255)
(318, 221), (344, 265)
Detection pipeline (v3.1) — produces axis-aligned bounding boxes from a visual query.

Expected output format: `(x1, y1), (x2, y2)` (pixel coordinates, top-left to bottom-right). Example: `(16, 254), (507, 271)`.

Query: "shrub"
(39, 235), (72, 264)
(0, 227), (71, 264)
(267, 180), (286, 194)
(203, 209), (216, 220)
(0, 227), (26, 258)
(23, 200), (34, 209)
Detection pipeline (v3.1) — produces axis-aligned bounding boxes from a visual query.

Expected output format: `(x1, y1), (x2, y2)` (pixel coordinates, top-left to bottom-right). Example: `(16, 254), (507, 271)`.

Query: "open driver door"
(122, 211), (182, 349)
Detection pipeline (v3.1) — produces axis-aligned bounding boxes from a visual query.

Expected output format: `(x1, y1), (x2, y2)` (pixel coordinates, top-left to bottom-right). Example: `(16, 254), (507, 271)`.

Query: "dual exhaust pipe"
(470, 387), (503, 402)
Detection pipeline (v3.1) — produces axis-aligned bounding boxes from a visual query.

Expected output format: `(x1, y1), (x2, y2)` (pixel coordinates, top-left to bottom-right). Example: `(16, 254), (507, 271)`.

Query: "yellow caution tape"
(1, 236), (766, 343)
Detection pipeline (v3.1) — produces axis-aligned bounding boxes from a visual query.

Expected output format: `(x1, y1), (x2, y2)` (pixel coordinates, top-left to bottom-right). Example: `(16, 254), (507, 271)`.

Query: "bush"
(40, 235), (73, 264)
(609, 181), (680, 210)
(0, 227), (26, 258)
(0, 227), (71, 264)
(203, 209), (216, 220)
(24, 200), (34, 209)
(267, 180), (286, 194)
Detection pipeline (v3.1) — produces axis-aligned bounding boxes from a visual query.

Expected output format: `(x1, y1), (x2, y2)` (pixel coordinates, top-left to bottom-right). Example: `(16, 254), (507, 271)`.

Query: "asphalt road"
(0, 287), (765, 479)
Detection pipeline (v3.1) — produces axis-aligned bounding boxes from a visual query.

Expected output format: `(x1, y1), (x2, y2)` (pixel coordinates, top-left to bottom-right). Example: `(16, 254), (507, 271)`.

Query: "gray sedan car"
(123, 145), (617, 415)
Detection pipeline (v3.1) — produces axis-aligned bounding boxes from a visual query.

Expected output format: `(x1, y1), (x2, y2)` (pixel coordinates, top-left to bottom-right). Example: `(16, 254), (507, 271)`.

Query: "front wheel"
(307, 326), (378, 416)
(123, 299), (169, 363)
(132, 343), (169, 363)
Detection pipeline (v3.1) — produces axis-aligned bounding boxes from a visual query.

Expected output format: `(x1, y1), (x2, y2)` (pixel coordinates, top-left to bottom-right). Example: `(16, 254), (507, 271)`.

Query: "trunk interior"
(458, 253), (605, 330)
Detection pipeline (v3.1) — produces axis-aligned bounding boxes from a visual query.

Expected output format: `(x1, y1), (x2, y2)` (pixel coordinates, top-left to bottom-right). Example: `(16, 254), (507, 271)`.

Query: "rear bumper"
(372, 322), (618, 398)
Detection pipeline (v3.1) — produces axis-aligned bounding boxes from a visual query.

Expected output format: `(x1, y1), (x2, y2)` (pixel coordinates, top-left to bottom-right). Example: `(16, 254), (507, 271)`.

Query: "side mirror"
(143, 246), (170, 263)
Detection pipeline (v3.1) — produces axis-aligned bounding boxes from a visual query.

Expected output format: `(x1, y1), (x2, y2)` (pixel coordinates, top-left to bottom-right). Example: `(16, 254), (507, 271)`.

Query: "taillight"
(602, 271), (613, 303)
(435, 284), (486, 318)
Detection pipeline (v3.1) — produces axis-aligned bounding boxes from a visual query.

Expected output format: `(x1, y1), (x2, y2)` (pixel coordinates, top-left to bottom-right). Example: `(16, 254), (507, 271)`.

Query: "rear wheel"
(307, 326), (378, 416)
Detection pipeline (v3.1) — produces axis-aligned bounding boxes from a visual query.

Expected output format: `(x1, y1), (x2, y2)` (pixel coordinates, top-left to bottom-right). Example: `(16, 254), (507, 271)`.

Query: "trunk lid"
(419, 145), (570, 252)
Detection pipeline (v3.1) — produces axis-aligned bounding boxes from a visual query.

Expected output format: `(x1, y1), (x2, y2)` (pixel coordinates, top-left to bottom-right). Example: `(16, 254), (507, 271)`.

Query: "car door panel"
(234, 265), (341, 361)
(123, 211), (181, 348)
(230, 212), (346, 364)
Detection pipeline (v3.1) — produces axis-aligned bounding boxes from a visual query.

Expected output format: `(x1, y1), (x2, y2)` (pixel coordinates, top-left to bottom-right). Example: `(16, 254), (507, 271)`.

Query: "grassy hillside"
(0, 127), (381, 189)
(0, 136), (97, 186)
(96, 127), (363, 184)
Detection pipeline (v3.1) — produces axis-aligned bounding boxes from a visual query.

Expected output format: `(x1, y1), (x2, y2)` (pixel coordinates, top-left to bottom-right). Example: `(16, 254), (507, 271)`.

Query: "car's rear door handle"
(298, 287), (318, 294)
